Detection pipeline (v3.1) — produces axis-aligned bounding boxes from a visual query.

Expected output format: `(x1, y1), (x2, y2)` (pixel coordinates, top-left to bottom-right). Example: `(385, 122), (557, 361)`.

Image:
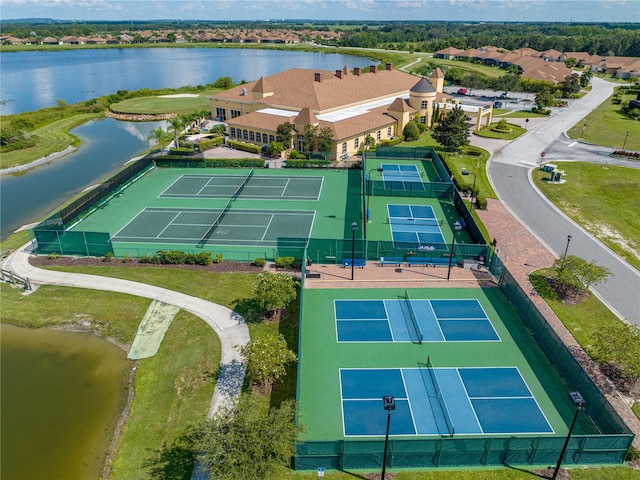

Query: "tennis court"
(160, 173), (323, 200)
(341, 365), (554, 437)
(335, 298), (499, 343)
(111, 206), (315, 247)
(387, 204), (446, 245)
(380, 163), (424, 191)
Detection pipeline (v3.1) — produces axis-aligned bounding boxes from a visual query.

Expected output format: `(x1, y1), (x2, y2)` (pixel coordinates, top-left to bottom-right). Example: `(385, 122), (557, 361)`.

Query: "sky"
(0, 0), (638, 23)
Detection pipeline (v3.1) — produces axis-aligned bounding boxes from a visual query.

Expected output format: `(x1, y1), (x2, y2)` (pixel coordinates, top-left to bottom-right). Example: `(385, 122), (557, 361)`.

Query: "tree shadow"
(142, 433), (197, 480)
(230, 297), (263, 323)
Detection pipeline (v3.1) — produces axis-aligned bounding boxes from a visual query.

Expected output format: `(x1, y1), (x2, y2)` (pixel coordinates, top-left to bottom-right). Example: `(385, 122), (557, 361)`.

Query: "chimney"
(314, 72), (322, 82)
(385, 62), (393, 71)
(335, 69), (342, 79)
(370, 65), (377, 73)
(354, 67), (361, 76)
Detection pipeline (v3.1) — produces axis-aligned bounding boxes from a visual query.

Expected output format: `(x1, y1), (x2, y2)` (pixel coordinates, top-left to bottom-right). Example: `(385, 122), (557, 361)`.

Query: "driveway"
(486, 77), (640, 325)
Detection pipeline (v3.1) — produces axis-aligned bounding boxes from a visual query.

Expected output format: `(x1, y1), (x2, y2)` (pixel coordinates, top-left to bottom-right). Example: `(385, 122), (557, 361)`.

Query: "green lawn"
(0, 113), (102, 169)
(475, 122), (526, 140)
(110, 91), (219, 115)
(532, 162), (640, 270)
(566, 87), (640, 152)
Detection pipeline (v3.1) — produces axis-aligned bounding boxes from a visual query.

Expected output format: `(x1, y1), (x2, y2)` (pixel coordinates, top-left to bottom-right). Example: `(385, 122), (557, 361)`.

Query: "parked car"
(493, 101), (503, 108)
(457, 88), (468, 95)
(512, 97), (522, 103)
(500, 92), (508, 98)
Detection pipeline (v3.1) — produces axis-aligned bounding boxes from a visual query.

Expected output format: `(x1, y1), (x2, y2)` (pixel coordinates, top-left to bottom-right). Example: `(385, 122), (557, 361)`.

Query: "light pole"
(581, 122), (588, 139)
(552, 391), (585, 480)
(461, 170), (477, 207)
(447, 228), (456, 281)
(561, 234), (572, 269)
(367, 166), (384, 223)
(381, 396), (395, 480)
(622, 131), (630, 152)
(351, 221), (358, 280)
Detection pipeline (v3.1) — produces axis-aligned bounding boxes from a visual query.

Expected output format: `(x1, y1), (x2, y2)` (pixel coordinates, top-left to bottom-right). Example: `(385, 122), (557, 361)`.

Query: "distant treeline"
(339, 22), (640, 57)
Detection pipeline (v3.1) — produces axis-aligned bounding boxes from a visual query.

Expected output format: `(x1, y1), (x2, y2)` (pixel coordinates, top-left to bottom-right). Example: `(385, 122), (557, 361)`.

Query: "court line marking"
(280, 178), (291, 197)
(400, 369), (420, 435)
(426, 299), (446, 341)
(260, 214), (276, 242)
(454, 367), (484, 434)
(156, 212), (182, 238)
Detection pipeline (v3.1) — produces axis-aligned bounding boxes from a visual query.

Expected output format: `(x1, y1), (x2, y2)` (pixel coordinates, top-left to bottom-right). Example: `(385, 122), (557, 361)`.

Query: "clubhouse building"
(209, 64), (487, 161)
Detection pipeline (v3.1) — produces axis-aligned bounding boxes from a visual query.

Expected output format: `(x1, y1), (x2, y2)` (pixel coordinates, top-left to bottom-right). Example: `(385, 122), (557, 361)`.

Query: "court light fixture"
(461, 170), (477, 206)
(381, 396), (396, 480)
(552, 391), (585, 480)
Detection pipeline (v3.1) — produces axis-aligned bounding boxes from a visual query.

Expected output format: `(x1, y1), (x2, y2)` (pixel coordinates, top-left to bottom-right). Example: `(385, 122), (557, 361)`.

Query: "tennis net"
(197, 199), (232, 247)
(390, 217), (443, 226)
(404, 290), (423, 344)
(425, 356), (455, 437)
(231, 168), (254, 200)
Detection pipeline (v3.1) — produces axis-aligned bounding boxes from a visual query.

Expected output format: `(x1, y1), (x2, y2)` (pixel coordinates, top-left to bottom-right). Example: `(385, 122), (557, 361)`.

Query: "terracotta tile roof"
(212, 68), (420, 113)
(252, 77), (272, 94)
(295, 107), (319, 125)
(430, 67), (444, 79)
(387, 97), (413, 113)
(229, 111), (294, 130)
(515, 56), (573, 83)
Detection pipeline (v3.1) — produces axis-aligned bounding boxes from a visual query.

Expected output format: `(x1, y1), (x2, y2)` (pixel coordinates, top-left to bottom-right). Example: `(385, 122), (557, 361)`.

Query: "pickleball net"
(404, 289), (423, 344)
(425, 355), (455, 437)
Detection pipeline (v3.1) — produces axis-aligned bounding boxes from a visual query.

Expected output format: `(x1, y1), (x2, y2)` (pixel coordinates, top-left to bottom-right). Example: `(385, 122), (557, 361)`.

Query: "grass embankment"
(0, 113), (102, 170)
(110, 91), (218, 115)
(533, 163), (640, 270)
(566, 87), (640, 152)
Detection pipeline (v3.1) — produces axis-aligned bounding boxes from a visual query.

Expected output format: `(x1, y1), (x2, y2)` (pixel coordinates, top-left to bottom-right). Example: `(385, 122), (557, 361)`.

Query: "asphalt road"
(487, 77), (640, 325)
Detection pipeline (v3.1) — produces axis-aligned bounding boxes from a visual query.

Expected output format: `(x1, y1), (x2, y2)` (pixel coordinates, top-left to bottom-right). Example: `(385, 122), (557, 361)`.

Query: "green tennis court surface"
(112, 207), (315, 247)
(160, 173), (323, 200)
(298, 287), (594, 444)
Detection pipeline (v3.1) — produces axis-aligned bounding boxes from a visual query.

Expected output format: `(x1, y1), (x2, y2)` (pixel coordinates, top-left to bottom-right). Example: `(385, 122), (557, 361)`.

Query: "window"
(249, 131), (255, 141)
(377, 130), (381, 141)
(298, 136), (304, 152)
(243, 130), (248, 140)
(230, 109), (241, 118)
(387, 127), (392, 136)
(216, 107), (226, 121)
(420, 116), (427, 124)
(421, 100), (428, 109)
(269, 135), (275, 143)
(342, 142), (347, 154)
(354, 138), (359, 149)
(230, 127), (236, 137)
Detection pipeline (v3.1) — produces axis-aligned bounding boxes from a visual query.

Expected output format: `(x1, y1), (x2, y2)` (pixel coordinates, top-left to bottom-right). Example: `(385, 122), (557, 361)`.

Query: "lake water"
(0, 324), (131, 480)
(0, 117), (165, 240)
(0, 48), (373, 115)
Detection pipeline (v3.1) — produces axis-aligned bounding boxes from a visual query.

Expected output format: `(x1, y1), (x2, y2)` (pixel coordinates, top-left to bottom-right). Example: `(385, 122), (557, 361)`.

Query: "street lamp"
(561, 234), (572, 269)
(551, 391), (585, 480)
(461, 170), (477, 207)
(447, 229), (456, 281)
(351, 221), (358, 281)
(381, 396), (395, 480)
(367, 166), (384, 223)
(622, 131), (630, 152)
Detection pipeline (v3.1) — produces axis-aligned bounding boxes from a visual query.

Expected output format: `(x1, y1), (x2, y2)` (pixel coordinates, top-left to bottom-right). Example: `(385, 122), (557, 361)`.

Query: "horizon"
(0, 0), (638, 24)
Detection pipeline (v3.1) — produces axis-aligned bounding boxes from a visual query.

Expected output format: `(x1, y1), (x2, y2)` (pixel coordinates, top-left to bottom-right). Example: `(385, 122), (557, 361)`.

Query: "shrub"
(198, 136), (224, 151)
(197, 252), (213, 266)
(287, 149), (306, 159)
(122, 254), (136, 263)
(156, 250), (187, 264)
(274, 256), (298, 269)
(47, 253), (61, 260)
(252, 257), (266, 267)
(184, 253), (198, 265)
(285, 159), (330, 168)
(103, 251), (115, 262)
(402, 121), (420, 141)
(227, 139), (261, 154)
(168, 147), (195, 156)
(475, 194), (488, 209)
(139, 254), (155, 263)
(379, 135), (404, 147)
(215, 253), (224, 264)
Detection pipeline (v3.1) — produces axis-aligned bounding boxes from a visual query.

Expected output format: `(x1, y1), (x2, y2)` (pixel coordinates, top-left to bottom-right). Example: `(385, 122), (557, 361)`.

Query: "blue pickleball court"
(334, 298), (500, 343)
(387, 204), (445, 245)
(340, 367), (554, 437)
(380, 163), (425, 191)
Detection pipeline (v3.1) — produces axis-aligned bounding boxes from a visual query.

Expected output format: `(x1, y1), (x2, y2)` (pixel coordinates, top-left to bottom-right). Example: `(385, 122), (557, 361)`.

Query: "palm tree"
(168, 117), (184, 149)
(147, 127), (168, 155)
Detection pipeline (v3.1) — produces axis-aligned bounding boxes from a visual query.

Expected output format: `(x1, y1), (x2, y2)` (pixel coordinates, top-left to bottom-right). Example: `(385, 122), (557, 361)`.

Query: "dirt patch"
(29, 255), (264, 273)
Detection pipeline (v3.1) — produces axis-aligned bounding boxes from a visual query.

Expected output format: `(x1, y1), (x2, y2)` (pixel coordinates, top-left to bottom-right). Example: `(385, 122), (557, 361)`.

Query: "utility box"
(543, 164), (557, 173)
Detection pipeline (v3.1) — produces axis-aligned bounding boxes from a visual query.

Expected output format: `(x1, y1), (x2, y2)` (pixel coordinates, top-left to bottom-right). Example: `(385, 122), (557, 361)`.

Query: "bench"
(341, 258), (366, 268)
(378, 256), (403, 267)
(406, 258), (432, 267)
(431, 257), (452, 267)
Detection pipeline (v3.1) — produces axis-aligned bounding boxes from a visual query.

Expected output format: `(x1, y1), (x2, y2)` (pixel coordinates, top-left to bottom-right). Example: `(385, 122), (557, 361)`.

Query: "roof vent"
(354, 67), (361, 76)
(314, 72), (323, 82)
(241, 88), (247, 96)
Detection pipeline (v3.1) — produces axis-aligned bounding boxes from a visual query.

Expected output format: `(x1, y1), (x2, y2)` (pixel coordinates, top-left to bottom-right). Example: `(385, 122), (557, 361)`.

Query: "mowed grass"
(110, 309), (220, 480)
(110, 91), (219, 115)
(532, 162), (640, 270)
(566, 87), (640, 151)
(0, 113), (102, 169)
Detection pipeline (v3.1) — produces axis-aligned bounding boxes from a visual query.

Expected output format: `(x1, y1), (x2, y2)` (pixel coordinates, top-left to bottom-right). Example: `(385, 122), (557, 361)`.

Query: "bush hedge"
(285, 159), (331, 168)
(475, 194), (488, 210)
(274, 256), (300, 269)
(379, 135), (405, 147)
(139, 250), (213, 266)
(169, 146), (196, 156)
(198, 136), (224, 151)
(227, 139), (261, 154)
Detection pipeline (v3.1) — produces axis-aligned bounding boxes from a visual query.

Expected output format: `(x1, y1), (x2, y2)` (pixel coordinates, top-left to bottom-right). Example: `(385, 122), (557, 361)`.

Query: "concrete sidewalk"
(3, 243), (249, 418)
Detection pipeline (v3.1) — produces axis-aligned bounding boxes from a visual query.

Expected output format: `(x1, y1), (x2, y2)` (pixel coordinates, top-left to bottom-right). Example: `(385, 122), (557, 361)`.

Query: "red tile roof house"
(209, 64), (450, 161)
